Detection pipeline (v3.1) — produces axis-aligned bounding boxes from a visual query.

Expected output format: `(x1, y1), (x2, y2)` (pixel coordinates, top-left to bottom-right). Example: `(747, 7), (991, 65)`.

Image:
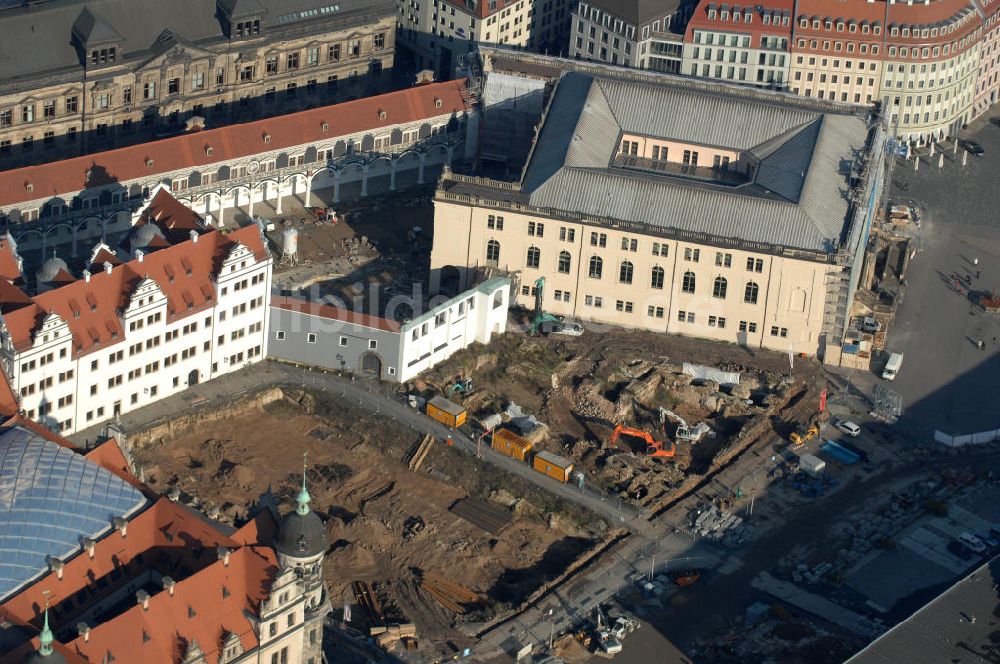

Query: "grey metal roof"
(846, 556), (1000, 663)
(71, 6), (123, 46)
(585, 0), (686, 26)
(0, 0), (394, 81)
(518, 72), (869, 252)
(0, 426), (147, 601)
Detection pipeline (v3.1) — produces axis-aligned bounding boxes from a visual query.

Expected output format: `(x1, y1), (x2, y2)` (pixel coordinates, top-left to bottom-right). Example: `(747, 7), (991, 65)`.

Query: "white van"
(882, 352), (903, 380)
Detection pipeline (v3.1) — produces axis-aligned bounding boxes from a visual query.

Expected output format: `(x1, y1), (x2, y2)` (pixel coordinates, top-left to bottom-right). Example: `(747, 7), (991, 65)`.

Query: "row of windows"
(274, 330), (379, 350)
(19, 370), (74, 397)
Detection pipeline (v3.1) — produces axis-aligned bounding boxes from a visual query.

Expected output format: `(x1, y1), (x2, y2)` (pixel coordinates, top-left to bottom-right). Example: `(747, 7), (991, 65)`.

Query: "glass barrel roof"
(0, 426), (147, 600)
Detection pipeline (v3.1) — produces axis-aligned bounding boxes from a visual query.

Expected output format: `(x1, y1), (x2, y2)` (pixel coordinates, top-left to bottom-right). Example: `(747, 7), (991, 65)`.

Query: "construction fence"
(934, 427), (1000, 447)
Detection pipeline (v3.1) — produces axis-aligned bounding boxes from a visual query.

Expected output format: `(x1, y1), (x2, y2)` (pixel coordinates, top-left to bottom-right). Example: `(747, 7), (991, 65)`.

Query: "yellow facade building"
(431, 60), (885, 362)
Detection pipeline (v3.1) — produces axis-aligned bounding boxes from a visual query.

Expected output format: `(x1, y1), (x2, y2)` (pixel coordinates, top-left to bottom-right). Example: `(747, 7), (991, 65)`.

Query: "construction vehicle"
(609, 615), (640, 641)
(611, 424), (675, 459)
(659, 408), (712, 444)
(447, 378), (475, 398)
(789, 423), (820, 447)
(593, 607), (622, 655)
(529, 276), (563, 335)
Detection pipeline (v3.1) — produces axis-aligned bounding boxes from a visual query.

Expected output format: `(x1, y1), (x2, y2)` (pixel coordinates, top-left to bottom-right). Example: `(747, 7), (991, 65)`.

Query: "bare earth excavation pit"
(128, 387), (610, 659)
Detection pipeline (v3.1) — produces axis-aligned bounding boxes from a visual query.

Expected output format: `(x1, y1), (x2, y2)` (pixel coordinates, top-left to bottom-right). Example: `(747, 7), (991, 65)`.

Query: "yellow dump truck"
(491, 428), (534, 461)
(533, 450), (574, 483)
(426, 396), (467, 429)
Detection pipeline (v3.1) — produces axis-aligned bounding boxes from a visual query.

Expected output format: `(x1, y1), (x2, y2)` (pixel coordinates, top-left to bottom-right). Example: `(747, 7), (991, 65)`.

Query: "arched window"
(682, 270), (696, 293)
(651, 266), (665, 289)
(526, 246), (540, 268)
(713, 276), (727, 299)
(744, 281), (759, 304)
(619, 260), (634, 284)
(486, 239), (500, 263)
(588, 255), (603, 279)
(558, 250), (572, 274)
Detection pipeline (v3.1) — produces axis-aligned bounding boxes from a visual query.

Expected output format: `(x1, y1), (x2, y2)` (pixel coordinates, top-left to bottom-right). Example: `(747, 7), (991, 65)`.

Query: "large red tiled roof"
(0, 496), (279, 664)
(66, 546), (278, 664)
(0, 203), (266, 358)
(685, 0), (795, 44)
(270, 294), (401, 333)
(0, 79), (471, 208)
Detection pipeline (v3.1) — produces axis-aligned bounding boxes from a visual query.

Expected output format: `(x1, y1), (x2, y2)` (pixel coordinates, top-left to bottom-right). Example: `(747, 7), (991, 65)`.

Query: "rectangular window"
(287, 52), (300, 69)
(143, 82), (156, 99)
(307, 333), (317, 343)
(168, 78), (180, 95)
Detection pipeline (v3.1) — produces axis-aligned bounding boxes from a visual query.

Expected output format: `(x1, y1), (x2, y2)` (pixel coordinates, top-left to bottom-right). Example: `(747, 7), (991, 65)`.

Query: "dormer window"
(90, 46), (116, 65)
(235, 19), (260, 37)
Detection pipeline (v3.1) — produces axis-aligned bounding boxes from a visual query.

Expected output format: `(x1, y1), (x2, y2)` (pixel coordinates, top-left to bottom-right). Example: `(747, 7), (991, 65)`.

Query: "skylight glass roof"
(0, 427), (147, 600)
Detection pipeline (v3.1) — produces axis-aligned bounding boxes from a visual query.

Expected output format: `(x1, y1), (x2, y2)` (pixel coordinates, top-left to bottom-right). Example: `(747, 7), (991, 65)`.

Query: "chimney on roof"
(162, 576), (176, 597)
(103, 261), (113, 275)
(77, 623), (90, 643)
(136, 249), (144, 263)
(190, 230), (199, 244)
(113, 516), (128, 537)
(46, 556), (64, 580)
(136, 589), (150, 610)
(217, 546), (230, 567)
(82, 269), (91, 283)
(80, 536), (96, 558)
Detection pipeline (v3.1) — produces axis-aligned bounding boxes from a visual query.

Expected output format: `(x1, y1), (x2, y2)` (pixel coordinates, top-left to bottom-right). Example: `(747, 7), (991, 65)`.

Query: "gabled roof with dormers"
(0, 191), (267, 356)
(0, 80), (470, 209)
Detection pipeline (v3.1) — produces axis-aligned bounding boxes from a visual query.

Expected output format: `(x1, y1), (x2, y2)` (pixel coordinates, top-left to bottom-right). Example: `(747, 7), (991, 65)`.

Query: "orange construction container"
(492, 428), (534, 461)
(425, 396), (467, 428)
(533, 450), (574, 483)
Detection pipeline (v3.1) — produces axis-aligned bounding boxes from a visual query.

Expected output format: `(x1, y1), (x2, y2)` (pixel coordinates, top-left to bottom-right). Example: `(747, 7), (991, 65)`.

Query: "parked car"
(964, 140), (985, 156)
(947, 540), (976, 561)
(835, 420), (862, 437)
(958, 532), (988, 553)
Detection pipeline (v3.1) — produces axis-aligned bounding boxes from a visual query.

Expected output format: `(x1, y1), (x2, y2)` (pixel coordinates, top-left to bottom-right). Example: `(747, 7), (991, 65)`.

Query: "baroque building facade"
(0, 0), (397, 169)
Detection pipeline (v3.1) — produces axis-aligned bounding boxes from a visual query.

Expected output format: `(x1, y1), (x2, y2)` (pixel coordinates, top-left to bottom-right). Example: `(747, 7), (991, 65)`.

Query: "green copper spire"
(38, 607), (54, 656)
(296, 453), (310, 516)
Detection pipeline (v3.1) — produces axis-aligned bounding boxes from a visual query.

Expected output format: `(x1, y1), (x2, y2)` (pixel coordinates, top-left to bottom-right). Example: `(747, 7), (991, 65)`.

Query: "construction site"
(127, 385), (612, 660)
(416, 327), (832, 514)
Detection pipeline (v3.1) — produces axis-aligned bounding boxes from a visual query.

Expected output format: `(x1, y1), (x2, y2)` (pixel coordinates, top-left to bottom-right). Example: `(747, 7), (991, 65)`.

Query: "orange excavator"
(610, 424), (676, 459)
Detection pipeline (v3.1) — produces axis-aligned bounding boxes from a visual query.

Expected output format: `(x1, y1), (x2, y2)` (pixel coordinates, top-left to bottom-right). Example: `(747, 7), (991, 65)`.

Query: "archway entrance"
(360, 353), (382, 379)
(188, 369), (199, 386)
(440, 265), (461, 296)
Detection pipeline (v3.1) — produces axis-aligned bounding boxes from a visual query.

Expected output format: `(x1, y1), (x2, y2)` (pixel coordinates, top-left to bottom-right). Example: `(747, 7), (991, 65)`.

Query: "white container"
(800, 453), (826, 477)
(282, 226), (299, 257)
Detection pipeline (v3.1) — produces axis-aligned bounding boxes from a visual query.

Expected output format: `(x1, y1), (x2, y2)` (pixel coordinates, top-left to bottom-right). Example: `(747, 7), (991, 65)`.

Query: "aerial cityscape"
(0, 0), (998, 662)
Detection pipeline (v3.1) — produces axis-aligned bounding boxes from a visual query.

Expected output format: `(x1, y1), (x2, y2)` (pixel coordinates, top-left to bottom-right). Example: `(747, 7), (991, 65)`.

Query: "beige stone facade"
(0, 0), (396, 169)
(431, 193), (836, 356)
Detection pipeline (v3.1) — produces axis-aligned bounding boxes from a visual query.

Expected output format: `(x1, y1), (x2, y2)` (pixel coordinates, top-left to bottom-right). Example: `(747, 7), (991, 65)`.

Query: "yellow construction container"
(492, 428), (534, 461)
(533, 450), (574, 483)
(426, 396), (467, 428)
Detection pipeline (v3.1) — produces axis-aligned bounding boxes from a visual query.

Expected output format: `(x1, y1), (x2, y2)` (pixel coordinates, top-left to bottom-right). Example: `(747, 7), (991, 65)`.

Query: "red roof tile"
(0, 80), (472, 208)
(0, 196), (266, 357)
(0, 498), (240, 628)
(66, 546), (278, 664)
(0, 237), (22, 282)
(0, 368), (18, 417)
(270, 294), (400, 333)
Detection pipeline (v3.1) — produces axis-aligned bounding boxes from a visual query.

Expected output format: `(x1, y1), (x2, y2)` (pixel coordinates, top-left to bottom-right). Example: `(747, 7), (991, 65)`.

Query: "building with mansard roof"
(0, 0), (396, 170)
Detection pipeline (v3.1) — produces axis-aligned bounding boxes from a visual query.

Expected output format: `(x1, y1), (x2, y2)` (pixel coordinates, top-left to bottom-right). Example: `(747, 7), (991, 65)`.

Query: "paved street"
(879, 111), (1000, 437)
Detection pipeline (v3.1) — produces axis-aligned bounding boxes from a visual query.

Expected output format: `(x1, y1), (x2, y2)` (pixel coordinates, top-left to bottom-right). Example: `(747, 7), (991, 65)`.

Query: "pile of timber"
(420, 572), (481, 614)
(371, 623), (418, 650)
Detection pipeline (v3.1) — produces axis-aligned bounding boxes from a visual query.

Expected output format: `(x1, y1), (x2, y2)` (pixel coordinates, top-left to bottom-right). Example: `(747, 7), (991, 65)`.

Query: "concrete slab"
(846, 547), (956, 609)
